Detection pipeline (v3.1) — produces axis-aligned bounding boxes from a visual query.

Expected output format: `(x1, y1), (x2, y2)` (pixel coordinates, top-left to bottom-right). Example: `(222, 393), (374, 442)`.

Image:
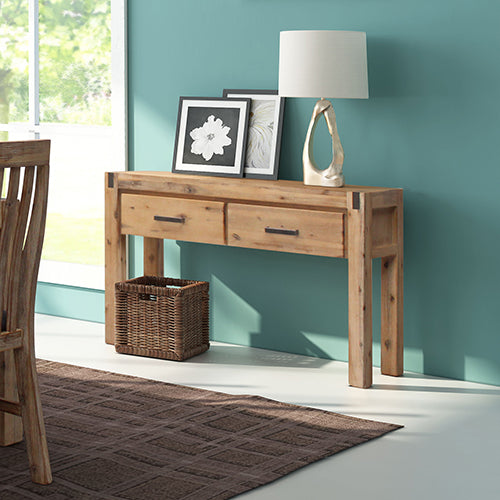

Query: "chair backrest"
(0, 140), (50, 337)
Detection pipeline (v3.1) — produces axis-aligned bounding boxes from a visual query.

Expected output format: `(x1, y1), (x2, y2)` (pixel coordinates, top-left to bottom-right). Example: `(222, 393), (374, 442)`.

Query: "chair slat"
(0, 167), (21, 325)
(19, 165), (49, 329)
(8, 167), (36, 331)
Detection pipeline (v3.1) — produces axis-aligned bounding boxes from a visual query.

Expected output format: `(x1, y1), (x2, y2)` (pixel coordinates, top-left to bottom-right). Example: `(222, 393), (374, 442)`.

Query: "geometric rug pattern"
(0, 360), (402, 499)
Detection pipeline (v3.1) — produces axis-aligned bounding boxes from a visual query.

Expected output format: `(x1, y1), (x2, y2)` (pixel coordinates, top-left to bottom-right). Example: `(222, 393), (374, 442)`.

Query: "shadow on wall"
(178, 242), (349, 365)
(405, 190), (500, 385)
(171, 185), (500, 387)
(126, 36), (500, 385)
(126, 1), (500, 387)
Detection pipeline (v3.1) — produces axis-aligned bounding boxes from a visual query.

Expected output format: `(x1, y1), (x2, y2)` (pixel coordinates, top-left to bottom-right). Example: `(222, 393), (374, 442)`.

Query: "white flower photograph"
(223, 90), (285, 179)
(190, 115), (231, 161)
(172, 97), (251, 177)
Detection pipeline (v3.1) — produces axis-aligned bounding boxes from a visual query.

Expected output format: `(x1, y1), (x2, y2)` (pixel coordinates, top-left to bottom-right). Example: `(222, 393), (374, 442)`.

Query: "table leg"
(143, 237), (164, 276)
(347, 192), (373, 388)
(381, 194), (404, 376)
(105, 173), (127, 345)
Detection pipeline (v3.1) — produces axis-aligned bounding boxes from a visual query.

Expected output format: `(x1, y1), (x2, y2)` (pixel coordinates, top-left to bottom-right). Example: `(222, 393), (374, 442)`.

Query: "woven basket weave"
(115, 276), (209, 361)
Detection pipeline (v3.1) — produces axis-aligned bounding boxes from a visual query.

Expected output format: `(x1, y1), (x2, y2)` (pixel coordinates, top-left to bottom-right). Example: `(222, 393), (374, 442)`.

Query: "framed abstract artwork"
(172, 97), (251, 177)
(223, 89), (285, 180)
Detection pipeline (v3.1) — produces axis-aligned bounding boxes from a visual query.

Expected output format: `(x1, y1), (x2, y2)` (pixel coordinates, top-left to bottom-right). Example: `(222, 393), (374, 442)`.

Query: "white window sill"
(39, 260), (104, 290)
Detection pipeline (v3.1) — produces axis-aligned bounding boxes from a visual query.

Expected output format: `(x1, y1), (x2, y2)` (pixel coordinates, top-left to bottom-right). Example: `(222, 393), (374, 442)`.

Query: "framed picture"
(223, 89), (285, 180)
(172, 97), (251, 177)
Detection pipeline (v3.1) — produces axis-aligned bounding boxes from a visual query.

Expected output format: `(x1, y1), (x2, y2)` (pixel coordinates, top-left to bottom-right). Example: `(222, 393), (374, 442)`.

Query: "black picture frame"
(223, 89), (285, 180)
(172, 97), (251, 178)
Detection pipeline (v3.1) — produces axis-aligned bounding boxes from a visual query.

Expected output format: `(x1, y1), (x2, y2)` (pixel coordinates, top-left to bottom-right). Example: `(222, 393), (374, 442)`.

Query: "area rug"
(0, 360), (402, 499)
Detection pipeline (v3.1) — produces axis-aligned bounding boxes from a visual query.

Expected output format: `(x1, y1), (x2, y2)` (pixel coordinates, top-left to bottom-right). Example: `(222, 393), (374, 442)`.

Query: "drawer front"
(121, 194), (225, 245)
(227, 204), (344, 257)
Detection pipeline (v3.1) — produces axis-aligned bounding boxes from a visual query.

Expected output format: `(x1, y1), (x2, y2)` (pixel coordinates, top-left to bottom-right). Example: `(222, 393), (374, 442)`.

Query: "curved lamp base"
(304, 168), (345, 187)
(302, 99), (345, 188)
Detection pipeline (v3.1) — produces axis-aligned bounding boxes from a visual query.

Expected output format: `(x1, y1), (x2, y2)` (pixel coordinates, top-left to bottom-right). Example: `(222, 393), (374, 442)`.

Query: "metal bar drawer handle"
(154, 215), (185, 223)
(265, 227), (299, 236)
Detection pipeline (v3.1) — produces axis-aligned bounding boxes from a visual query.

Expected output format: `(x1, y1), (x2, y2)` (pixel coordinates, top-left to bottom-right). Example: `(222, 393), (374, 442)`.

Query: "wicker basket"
(114, 276), (209, 361)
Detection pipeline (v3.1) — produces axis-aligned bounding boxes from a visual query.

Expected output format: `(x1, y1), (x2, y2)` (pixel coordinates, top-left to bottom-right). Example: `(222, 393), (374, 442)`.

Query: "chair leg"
(13, 347), (52, 485)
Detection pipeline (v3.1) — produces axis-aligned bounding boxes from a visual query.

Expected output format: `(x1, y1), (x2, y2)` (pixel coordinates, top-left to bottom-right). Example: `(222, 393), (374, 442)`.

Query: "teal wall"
(36, 282), (104, 324)
(38, 0), (500, 386)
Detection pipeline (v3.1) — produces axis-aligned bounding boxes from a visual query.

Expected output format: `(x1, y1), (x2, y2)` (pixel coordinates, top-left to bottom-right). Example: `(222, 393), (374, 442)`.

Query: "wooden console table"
(105, 171), (403, 388)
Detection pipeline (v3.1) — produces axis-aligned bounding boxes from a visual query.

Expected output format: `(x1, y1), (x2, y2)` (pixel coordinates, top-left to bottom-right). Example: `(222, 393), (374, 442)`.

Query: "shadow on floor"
(372, 383), (500, 396)
(188, 343), (332, 369)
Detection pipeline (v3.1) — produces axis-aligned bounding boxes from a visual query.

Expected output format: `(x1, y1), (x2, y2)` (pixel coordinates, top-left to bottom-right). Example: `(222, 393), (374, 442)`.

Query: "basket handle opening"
(138, 293), (157, 301)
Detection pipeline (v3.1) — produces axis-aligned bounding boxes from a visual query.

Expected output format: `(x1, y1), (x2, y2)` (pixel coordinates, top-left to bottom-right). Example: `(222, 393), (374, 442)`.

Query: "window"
(0, 0), (126, 289)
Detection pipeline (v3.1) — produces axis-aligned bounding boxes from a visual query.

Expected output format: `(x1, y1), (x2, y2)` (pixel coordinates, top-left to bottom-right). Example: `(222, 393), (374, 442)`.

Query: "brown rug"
(0, 360), (401, 499)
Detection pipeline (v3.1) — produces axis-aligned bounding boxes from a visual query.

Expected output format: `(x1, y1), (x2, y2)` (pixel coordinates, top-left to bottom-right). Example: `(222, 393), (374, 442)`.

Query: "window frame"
(1, 0), (128, 290)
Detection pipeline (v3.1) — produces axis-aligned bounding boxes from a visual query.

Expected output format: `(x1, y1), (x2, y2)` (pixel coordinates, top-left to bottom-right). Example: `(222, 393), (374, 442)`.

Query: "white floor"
(35, 314), (500, 500)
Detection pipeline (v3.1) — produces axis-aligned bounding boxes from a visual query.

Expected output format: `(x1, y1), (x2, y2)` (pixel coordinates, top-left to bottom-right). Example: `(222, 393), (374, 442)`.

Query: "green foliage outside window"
(0, 0), (28, 134)
(0, 0), (111, 127)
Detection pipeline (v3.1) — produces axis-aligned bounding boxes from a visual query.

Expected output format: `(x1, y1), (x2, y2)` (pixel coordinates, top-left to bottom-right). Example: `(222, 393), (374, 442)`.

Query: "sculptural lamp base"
(302, 98), (345, 188)
(303, 166), (345, 187)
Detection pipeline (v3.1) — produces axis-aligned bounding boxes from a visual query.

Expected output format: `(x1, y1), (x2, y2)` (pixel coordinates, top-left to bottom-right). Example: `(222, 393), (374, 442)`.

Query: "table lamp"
(279, 30), (368, 187)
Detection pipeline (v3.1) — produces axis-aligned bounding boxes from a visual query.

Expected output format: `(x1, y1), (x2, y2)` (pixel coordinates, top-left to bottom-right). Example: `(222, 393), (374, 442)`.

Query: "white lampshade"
(279, 30), (369, 99)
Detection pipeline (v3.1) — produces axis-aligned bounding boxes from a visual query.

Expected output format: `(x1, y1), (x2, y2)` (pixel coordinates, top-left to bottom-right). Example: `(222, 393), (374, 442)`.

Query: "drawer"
(227, 204), (344, 257)
(121, 194), (225, 245)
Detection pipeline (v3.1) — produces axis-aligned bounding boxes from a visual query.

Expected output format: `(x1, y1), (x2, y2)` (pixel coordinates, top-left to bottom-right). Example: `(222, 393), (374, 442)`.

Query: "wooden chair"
(0, 140), (52, 484)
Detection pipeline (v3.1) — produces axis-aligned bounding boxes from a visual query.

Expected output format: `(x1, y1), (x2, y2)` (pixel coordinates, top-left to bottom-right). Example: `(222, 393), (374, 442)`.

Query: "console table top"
(109, 171), (402, 210)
